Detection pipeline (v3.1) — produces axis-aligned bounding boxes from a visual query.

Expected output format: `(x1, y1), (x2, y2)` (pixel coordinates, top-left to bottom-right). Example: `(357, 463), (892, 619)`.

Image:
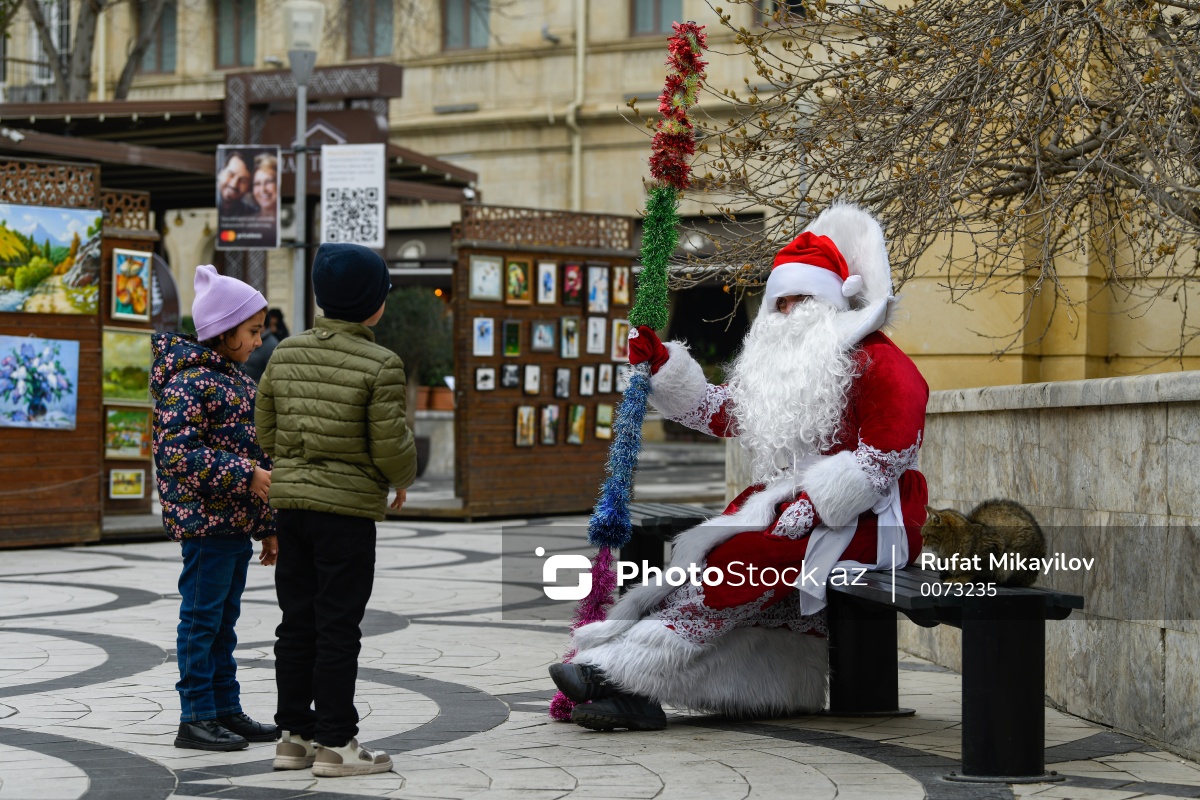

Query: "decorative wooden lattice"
(455, 205), (634, 252)
(0, 160), (100, 209)
(100, 189), (151, 231)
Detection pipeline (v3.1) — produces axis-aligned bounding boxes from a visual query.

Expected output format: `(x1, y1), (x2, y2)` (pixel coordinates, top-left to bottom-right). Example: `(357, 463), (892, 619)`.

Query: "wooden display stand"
(0, 159), (158, 547)
(452, 205), (638, 519)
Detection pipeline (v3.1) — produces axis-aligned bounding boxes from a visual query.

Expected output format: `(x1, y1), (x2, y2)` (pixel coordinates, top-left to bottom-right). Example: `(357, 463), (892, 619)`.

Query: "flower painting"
(0, 203), (103, 315)
(0, 335), (79, 430)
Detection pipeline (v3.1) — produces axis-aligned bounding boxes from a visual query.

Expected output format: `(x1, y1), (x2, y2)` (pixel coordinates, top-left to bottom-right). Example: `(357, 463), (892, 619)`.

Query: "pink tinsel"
(549, 547), (618, 721)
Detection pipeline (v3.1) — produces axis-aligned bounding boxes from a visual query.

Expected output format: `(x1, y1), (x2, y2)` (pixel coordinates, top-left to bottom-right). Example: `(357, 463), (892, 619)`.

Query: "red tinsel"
(650, 21), (708, 191)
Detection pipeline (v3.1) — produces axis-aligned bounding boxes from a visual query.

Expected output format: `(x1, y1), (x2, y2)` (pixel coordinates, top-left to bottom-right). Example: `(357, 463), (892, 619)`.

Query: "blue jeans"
(177, 535), (253, 723)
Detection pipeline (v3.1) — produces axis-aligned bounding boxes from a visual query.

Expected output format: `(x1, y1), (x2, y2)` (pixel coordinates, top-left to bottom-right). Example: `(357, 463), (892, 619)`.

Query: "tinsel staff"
(550, 21), (708, 722)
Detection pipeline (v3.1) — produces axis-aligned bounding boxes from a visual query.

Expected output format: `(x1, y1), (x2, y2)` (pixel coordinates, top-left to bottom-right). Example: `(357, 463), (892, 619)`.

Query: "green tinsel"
(629, 186), (678, 332)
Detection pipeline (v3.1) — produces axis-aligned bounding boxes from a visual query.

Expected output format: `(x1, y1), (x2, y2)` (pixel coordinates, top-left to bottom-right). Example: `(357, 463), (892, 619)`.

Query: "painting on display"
(579, 365), (595, 397)
(597, 363), (613, 393)
(537, 261), (557, 304)
(506, 259), (532, 304)
(109, 468), (147, 499)
(531, 320), (556, 352)
(111, 249), (153, 323)
(515, 405), (536, 447)
(502, 320), (521, 357)
(500, 363), (521, 388)
(0, 335), (79, 430)
(472, 317), (495, 357)
(615, 364), (632, 393)
(611, 318), (631, 362)
(561, 263), (583, 306)
(540, 404), (560, 445)
(595, 403), (614, 440)
(523, 364), (541, 395)
(0, 203), (103, 315)
(102, 328), (153, 405)
(561, 317), (580, 359)
(469, 255), (503, 301)
(475, 367), (496, 391)
(566, 404), (586, 445)
(554, 367), (571, 399)
(104, 406), (153, 459)
(587, 266), (609, 314)
(586, 317), (606, 354)
(613, 266), (631, 305)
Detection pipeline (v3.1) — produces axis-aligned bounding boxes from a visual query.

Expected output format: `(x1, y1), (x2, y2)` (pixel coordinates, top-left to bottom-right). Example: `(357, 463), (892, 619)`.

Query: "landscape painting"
(105, 406), (153, 460)
(0, 203), (104, 315)
(102, 328), (153, 405)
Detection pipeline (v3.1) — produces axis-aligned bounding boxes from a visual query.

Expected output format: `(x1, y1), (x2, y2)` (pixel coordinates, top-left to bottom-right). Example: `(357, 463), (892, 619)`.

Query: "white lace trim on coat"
(670, 384), (731, 434)
(771, 498), (815, 540)
(853, 431), (922, 493)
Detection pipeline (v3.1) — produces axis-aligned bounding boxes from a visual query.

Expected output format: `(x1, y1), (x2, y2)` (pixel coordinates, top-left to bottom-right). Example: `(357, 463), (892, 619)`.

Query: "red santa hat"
(764, 232), (864, 312)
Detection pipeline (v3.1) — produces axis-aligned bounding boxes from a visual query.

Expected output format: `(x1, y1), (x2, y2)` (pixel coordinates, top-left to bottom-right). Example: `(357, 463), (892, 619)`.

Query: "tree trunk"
(113, 0), (170, 100)
(65, 0), (102, 100)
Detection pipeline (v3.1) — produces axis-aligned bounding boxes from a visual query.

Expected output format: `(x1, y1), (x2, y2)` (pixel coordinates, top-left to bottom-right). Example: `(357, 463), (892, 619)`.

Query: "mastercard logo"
(219, 230), (238, 242)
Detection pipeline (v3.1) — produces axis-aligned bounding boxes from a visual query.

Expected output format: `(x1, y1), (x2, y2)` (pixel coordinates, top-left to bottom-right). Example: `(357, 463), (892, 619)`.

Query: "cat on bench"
(921, 499), (1046, 587)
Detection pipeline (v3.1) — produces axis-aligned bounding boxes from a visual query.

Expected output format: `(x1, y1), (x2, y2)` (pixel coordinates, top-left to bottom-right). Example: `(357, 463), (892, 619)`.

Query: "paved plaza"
(2, 516), (1200, 800)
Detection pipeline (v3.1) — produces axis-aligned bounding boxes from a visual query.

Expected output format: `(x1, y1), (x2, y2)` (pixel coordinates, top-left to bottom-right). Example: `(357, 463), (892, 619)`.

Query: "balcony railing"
(0, 57), (61, 103)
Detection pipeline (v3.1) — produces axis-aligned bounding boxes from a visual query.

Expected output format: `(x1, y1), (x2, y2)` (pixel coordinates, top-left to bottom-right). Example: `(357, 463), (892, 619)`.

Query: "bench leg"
(826, 592), (913, 716)
(954, 595), (1055, 782)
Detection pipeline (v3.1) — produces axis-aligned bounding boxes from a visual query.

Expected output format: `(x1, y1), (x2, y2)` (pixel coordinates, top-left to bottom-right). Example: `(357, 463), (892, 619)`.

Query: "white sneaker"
(311, 738), (392, 777)
(272, 730), (316, 770)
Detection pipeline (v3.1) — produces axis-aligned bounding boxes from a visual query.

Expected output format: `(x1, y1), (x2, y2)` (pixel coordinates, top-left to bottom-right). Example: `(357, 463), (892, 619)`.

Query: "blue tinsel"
(587, 363), (652, 550)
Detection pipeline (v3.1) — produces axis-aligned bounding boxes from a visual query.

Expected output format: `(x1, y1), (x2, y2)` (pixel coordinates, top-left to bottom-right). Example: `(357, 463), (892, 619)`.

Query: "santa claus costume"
(550, 204), (930, 730)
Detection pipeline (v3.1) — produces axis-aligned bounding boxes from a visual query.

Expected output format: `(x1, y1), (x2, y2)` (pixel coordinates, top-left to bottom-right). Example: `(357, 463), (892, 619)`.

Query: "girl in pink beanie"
(151, 264), (279, 752)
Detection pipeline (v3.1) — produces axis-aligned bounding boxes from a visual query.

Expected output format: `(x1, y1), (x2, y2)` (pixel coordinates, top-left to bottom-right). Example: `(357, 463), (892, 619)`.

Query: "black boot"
(549, 662), (617, 702)
(217, 712), (281, 742)
(174, 720), (249, 751)
(571, 693), (667, 731)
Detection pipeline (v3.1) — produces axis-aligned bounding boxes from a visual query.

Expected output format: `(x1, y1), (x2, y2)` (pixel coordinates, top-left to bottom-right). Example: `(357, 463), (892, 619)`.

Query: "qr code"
(324, 187), (380, 244)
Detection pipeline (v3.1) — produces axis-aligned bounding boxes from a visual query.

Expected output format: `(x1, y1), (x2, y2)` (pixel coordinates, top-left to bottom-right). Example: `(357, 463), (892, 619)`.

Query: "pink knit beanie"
(192, 264), (267, 341)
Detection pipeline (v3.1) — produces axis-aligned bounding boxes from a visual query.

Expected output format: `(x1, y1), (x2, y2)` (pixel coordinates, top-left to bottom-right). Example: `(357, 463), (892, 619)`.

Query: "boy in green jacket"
(255, 243), (416, 777)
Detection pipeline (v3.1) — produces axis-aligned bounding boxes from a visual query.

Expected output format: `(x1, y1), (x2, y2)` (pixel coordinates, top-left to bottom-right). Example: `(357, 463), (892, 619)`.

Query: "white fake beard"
(727, 301), (858, 485)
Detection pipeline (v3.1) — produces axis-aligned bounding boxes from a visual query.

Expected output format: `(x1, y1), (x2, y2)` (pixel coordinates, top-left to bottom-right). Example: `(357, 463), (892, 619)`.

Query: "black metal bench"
(623, 502), (1086, 784)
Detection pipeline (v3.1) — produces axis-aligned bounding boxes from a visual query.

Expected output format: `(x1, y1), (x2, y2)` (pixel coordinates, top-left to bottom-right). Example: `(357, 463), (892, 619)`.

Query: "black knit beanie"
(311, 243), (392, 323)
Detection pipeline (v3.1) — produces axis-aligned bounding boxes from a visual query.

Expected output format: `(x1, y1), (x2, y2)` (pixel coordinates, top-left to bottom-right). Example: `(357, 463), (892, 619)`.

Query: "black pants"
(274, 509), (376, 746)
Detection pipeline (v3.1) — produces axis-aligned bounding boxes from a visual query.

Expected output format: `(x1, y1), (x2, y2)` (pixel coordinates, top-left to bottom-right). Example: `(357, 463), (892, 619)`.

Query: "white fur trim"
(575, 620), (828, 717)
(647, 341), (708, 421)
(764, 264), (850, 311)
(801, 450), (881, 528)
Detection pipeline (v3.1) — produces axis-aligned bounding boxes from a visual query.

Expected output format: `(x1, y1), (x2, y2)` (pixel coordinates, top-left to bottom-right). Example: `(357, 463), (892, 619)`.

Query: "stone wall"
(726, 371), (1200, 759)
(413, 410), (454, 479)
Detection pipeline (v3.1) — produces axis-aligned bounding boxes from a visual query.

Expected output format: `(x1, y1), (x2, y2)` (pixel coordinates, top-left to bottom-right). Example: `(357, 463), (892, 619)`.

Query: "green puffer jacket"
(255, 317), (417, 520)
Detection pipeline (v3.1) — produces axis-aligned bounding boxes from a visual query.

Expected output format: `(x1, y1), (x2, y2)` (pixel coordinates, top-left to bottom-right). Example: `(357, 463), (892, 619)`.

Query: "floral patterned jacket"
(151, 333), (275, 541)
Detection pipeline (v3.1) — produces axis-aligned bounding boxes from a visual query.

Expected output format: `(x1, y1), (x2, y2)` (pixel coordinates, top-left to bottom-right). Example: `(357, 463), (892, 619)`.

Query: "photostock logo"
(536, 546), (592, 600)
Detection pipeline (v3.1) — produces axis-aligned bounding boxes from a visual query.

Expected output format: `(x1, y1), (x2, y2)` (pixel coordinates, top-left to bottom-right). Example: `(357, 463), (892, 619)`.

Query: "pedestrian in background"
(151, 264), (281, 752)
(256, 243), (417, 777)
(243, 308), (288, 383)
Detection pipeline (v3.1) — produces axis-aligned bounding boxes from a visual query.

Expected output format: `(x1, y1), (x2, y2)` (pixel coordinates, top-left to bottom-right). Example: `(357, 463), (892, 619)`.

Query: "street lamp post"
(282, 0), (326, 328)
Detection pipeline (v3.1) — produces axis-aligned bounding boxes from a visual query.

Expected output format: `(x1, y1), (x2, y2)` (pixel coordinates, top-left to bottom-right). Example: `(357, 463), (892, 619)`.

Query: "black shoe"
(570, 694), (667, 731)
(549, 662), (617, 703)
(217, 712), (281, 743)
(174, 720), (249, 751)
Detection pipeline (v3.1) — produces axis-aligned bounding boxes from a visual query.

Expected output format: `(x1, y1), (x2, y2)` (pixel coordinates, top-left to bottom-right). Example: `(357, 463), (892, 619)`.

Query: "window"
(140, 0), (177, 74)
(30, 0), (70, 84)
(756, 0), (806, 22)
(443, 0), (489, 51)
(349, 0), (394, 59)
(215, 0), (256, 69)
(631, 0), (682, 36)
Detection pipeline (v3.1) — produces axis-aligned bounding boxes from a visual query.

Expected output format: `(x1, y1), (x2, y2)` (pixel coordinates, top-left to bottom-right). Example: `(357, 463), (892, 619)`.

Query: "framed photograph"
(102, 328), (153, 405)
(561, 316), (580, 359)
(472, 317), (495, 357)
(506, 258), (533, 304)
(475, 367), (496, 391)
(111, 249), (153, 323)
(554, 367), (571, 399)
(537, 260), (558, 304)
(611, 318), (631, 362)
(0, 335), (80, 430)
(500, 363), (521, 388)
(595, 403), (614, 440)
(597, 363), (614, 393)
(587, 265), (610, 315)
(586, 316), (607, 355)
(523, 364), (541, 395)
(613, 266), (631, 305)
(615, 364), (632, 393)
(104, 406), (152, 459)
(579, 365), (596, 397)
(540, 404), (560, 445)
(0, 203), (103, 315)
(531, 320), (556, 352)
(515, 405), (536, 447)
(566, 404), (587, 445)
(503, 319), (521, 357)
(562, 263), (583, 306)
(109, 468), (146, 500)
(469, 254), (503, 301)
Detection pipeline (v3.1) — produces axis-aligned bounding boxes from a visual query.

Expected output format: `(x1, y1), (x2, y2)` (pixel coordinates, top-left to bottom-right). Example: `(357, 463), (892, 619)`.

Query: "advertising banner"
(320, 143), (386, 249)
(216, 145), (281, 250)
